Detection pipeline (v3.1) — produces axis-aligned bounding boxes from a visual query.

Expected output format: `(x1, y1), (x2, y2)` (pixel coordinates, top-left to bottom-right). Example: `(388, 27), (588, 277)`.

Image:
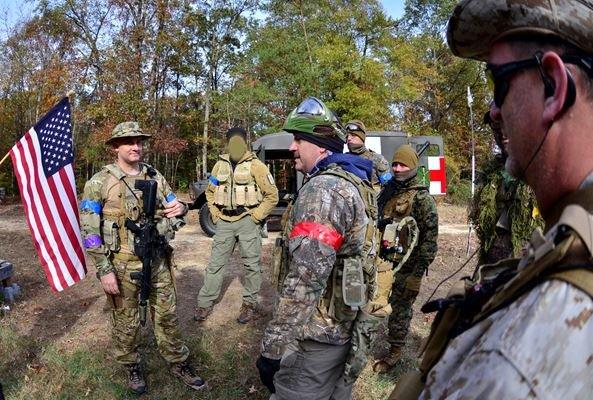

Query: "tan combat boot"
(237, 302), (256, 324)
(373, 346), (402, 373)
(170, 360), (208, 391)
(193, 306), (212, 321)
(126, 363), (147, 394)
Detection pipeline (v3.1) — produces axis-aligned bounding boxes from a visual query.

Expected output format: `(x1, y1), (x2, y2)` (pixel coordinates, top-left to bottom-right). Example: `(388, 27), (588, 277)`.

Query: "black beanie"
(226, 127), (247, 140)
(293, 132), (344, 154)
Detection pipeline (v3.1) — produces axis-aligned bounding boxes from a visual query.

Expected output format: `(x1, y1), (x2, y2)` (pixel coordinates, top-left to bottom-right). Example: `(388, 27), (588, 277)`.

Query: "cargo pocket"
(102, 220), (120, 252)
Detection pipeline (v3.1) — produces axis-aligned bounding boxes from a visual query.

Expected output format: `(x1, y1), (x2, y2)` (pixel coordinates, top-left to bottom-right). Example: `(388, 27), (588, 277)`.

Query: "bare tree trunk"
(202, 88), (210, 180)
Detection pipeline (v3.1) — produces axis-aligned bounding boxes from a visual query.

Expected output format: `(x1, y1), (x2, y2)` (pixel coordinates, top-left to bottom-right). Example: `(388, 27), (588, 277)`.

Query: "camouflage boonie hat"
(447, 0), (593, 61)
(106, 121), (151, 145)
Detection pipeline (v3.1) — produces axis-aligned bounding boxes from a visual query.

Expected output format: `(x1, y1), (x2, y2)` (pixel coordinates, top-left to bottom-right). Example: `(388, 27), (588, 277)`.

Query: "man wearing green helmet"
(390, 1), (593, 399)
(345, 119), (391, 191)
(256, 97), (379, 399)
(80, 122), (206, 394)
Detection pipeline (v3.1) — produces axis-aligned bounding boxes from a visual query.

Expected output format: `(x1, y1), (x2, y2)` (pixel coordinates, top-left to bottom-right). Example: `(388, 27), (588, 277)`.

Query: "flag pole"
(0, 152), (9, 167)
(466, 86), (475, 256)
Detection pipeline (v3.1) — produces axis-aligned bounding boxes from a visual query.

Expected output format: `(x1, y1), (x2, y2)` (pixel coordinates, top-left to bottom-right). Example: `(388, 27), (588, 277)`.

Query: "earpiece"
(543, 70), (576, 113)
(563, 70), (576, 112)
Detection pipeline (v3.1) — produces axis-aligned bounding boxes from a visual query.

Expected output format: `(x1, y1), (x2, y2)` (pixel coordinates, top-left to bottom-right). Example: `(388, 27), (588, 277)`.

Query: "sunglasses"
(487, 52), (593, 108)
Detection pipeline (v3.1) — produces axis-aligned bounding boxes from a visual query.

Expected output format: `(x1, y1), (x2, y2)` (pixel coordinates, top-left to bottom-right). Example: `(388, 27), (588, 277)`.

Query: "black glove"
(256, 355), (281, 393)
(377, 218), (392, 231)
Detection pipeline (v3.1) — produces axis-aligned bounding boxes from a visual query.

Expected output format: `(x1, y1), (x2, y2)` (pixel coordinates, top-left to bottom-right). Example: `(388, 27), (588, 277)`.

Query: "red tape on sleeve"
(289, 221), (344, 251)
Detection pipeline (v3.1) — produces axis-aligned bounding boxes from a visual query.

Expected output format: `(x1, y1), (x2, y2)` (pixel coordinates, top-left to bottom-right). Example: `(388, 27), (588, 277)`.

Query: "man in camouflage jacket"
(256, 97), (376, 400)
(345, 119), (391, 191)
(80, 122), (206, 394)
(373, 144), (438, 373)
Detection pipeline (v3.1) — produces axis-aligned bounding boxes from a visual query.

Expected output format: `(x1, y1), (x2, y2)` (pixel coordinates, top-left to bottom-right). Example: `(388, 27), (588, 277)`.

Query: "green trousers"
(271, 340), (353, 400)
(197, 215), (262, 308)
(110, 257), (189, 365)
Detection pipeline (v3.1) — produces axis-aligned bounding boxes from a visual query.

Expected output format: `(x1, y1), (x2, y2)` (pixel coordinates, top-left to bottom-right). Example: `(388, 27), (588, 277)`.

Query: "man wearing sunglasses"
(345, 120), (390, 191)
(389, 1), (593, 399)
(256, 97), (378, 399)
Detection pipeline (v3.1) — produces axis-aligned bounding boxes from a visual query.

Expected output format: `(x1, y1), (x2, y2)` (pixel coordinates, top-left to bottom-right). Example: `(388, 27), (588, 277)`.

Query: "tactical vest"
(101, 164), (171, 258)
(390, 203), (593, 400)
(212, 159), (263, 208)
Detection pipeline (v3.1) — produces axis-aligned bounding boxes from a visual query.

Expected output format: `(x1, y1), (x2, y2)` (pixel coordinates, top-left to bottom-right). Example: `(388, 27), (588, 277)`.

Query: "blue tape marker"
(80, 199), (102, 214)
(379, 172), (393, 185)
(166, 192), (177, 203)
(209, 176), (220, 186)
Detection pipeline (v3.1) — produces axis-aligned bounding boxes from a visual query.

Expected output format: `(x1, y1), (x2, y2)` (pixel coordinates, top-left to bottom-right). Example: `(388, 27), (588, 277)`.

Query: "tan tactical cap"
(447, 0), (593, 61)
(106, 121), (151, 145)
(392, 144), (419, 169)
(345, 120), (367, 141)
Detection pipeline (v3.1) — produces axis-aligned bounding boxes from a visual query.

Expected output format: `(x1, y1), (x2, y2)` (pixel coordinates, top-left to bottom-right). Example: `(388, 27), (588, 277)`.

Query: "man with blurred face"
(194, 127), (278, 324)
(390, 1), (593, 399)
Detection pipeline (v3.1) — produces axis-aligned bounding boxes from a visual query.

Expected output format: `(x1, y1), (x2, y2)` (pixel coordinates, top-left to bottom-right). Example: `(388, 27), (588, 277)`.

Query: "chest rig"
(101, 164), (170, 257)
(212, 158), (262, 209)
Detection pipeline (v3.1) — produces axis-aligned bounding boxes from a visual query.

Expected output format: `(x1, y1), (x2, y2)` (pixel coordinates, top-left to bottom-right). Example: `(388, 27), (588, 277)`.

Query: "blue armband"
(379, 172), (393, 185)
(165, 192), (177, 203)
(209, 176), (220, 186)
(80, 199), (102, 214)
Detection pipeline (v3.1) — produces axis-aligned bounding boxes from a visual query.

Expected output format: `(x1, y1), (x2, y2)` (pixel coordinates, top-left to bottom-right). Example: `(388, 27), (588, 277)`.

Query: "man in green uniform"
(345, 119), (391, 191)
(470, 111), (542, 264)
(80, 122), (206, 394)
(256, 97), (378, 399)
(373, 144), (438, 373)
(194, 127), (278, 324)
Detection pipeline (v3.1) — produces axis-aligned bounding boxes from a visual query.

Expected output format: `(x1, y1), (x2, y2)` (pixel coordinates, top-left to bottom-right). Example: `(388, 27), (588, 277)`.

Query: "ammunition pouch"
(271, 237), (289, 292)
(102, 220), (121, 252)
(342, 256), (366, 310)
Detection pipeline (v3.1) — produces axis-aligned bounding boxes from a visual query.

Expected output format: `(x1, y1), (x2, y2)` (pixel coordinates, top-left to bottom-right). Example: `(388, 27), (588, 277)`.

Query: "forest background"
(0, 0), (492, 203)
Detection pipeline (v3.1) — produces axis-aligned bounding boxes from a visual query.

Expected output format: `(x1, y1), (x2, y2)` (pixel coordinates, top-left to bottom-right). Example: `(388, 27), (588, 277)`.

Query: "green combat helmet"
(282, 97), (346, 153)
(106, 121), (152, 145)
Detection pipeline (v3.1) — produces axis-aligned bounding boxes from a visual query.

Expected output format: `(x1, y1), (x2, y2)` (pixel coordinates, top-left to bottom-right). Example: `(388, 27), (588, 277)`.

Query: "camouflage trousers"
(271, 340), (353, 400)
(108, 256), (189, 365)
(197, 216), (262, 308)
(386, 267), (423, 348)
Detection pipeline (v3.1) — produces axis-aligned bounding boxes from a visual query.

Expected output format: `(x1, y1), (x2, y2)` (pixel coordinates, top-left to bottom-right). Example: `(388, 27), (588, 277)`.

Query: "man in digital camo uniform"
(256, 97), (377, 400)
(392, 1), (593, 398)
(194, 127), (278, 324)
(80, 122), (206, 394)
(345, 119), (391, 191)
(373, 144), (438, 373)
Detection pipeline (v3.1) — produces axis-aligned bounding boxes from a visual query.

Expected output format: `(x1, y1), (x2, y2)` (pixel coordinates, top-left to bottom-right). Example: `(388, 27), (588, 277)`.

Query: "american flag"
(9, 97), (87, 292)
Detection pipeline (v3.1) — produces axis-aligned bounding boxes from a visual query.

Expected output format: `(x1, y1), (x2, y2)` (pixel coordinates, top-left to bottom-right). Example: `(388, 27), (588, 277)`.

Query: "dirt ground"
(0, 198), (478, 398)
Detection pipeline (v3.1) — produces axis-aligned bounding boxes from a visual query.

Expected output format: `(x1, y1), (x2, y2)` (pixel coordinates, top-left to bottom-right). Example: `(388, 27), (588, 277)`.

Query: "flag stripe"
(11, 136), (65, 291)
(25, 131), (78, 287)
(52, 167), (86, 266)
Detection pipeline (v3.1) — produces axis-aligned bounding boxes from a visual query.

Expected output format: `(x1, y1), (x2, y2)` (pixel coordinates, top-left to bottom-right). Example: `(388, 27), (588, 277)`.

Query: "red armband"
(289, 221), (344, 251)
